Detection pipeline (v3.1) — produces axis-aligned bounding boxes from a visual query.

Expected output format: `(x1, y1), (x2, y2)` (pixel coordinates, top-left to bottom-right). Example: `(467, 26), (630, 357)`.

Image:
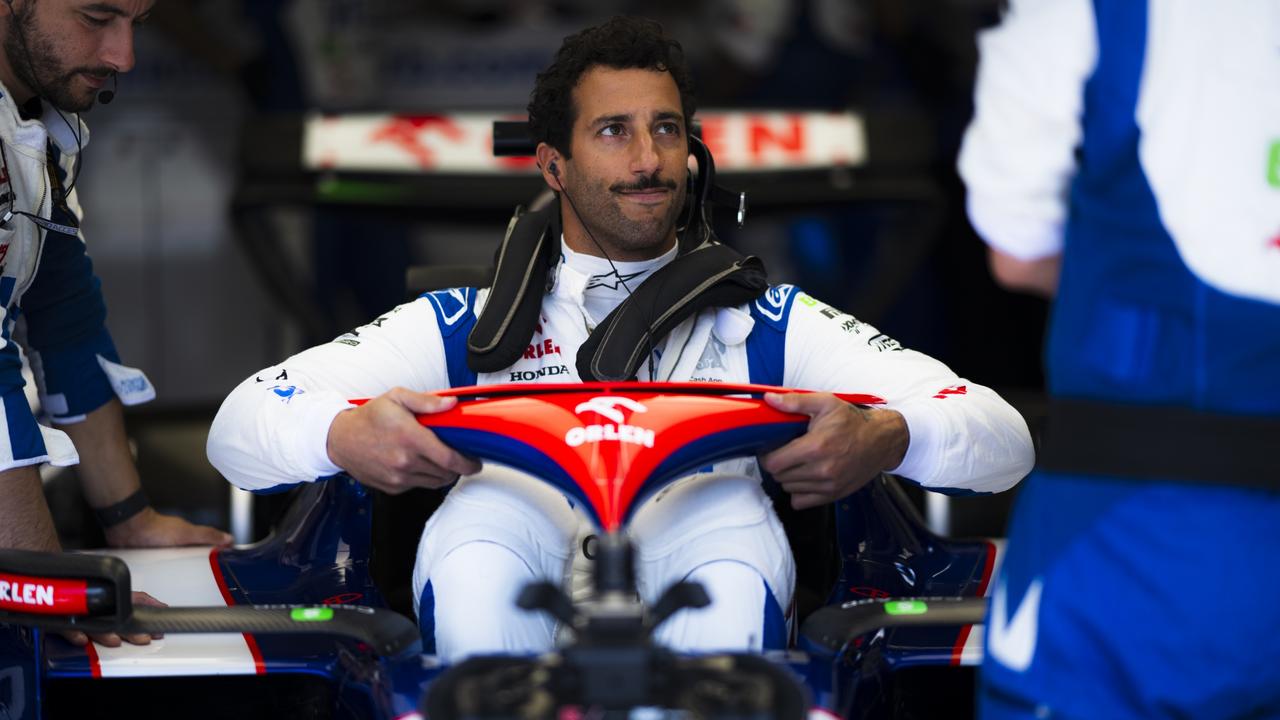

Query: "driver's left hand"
(105, 507), (233, 549)
(758, 392), (909, 510)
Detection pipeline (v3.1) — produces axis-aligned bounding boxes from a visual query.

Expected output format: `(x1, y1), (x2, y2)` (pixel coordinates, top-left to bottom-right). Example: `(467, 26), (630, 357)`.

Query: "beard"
(4, 6), (107, 113)
(566, 170), (686, 257)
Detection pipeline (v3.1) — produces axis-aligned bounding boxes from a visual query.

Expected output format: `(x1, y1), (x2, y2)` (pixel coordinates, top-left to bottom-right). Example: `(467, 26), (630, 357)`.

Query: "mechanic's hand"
(63, 591), (166, 648)
(758, 393), (910, 510)
(327, 388), (481, 494)
(105, 507), (233, 549)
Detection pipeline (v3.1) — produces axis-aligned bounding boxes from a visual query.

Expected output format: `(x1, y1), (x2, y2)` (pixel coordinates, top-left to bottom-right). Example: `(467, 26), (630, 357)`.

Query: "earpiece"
(549, 160), (559, 176)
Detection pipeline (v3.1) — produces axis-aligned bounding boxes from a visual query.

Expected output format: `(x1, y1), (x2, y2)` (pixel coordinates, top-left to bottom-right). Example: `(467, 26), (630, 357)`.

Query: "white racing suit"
(208, 242), (1034, 660)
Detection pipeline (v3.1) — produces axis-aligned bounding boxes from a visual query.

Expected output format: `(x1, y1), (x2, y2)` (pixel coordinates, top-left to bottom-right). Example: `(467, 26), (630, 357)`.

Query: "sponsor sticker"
(868, 334), (902, 352)
(756, 284), (795, 322)
(523, 338), (562, 360)
(270, 385), (306, 403)
(932, 385), (967, 399)
(0, 574), (88, 615)
(566, 396), (655, 448)
(509, 364), (569, 382)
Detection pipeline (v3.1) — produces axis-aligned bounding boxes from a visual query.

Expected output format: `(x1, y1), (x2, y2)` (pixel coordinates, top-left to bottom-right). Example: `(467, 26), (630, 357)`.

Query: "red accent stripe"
(208, 548), (266, 675)
(950, 541), (998, 666)
(243, 634), (266, 675)
(207, 548), (234, 606)
(84, 639), (101, 678)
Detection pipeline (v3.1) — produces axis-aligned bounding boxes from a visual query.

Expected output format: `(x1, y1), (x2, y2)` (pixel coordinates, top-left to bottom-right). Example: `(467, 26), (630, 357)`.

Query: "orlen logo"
(0, 579), (53, 607)
(565, 396), (655, 449)
(0, 574), (88, 615)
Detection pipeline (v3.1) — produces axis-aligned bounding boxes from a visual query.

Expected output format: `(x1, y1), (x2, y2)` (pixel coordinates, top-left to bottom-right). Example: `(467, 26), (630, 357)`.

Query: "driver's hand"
(63, 591), (166, 648)
(758, 392), (909, 510)
(326, 388), (481, 494)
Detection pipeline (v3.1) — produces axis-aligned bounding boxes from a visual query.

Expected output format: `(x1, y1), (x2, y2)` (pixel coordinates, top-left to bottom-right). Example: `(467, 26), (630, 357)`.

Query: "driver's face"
(557, 66), (688, 261)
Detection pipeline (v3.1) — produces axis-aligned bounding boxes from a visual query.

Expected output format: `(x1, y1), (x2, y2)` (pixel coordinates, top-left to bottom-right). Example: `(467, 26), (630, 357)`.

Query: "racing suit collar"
(554, 238), (678, 326)
(0, 79), (90, 156)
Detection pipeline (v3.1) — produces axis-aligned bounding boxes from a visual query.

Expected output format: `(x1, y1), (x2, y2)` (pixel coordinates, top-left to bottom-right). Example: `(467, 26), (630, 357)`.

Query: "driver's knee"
(420, 541), (558, 662)
(652, 560), (788, 653)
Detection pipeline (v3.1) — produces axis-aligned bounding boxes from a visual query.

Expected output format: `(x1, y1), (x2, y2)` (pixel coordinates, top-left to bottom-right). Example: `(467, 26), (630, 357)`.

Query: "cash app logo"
(1269, 140), (1280, 189)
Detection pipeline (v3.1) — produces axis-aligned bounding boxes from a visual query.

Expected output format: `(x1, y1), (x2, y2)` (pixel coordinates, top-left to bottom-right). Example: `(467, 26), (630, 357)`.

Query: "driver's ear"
(535, 142), (563, 192)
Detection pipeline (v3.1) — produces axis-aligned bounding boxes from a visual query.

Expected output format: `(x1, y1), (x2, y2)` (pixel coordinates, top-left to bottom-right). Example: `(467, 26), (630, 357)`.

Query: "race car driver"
(959, 0), (1280, 716)
(209, 16), (1034, 661)
(0, 0), (231, 644)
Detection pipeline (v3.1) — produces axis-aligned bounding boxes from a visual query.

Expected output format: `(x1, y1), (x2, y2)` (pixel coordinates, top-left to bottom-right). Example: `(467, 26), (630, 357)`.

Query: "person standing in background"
(959, 0), (1280, 716)
(0, 0), (230, 634)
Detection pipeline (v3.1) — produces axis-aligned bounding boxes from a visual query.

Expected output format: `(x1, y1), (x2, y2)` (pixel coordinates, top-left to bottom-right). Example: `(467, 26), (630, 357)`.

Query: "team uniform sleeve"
(780, 291), (1034, 493)
(0, 337), (78, 471)
(206, 298), (452, 492)
(956, 0), (1097, 260)
(19, 187), (155, 424)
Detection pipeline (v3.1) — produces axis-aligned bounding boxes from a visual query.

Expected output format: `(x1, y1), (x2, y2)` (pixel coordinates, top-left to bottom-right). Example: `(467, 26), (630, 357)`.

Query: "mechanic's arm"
(957, 0), (1095, 284)
(0, 466), (61, 551)
(58, 399), (231, 547)
(759, 291), (1035, 507)
(208, 299), (478, 494)
(17, 193), (229, 547)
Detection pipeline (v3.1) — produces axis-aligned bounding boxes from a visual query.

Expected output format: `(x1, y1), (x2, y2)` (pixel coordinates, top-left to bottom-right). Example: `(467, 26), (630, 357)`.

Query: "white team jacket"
(208, 249), (1034, 497)
(958, 0), (1280, 305)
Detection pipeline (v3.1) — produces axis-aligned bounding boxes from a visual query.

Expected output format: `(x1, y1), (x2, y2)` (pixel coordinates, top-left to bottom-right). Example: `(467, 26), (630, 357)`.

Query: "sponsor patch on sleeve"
(422, 288), (474, 336)
(751, 284), (799, 329)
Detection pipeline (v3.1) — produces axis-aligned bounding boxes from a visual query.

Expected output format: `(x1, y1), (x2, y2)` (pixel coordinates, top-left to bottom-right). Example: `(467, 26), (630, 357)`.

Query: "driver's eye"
(83, 14), (111, 27)
(600, 124), (626, 137)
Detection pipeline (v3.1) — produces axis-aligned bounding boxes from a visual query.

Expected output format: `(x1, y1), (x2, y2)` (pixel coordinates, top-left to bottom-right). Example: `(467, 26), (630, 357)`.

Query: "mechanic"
(209, 16), (1034, 661)
(0, 0), (231, 643)
(959, 0), (1280, 717)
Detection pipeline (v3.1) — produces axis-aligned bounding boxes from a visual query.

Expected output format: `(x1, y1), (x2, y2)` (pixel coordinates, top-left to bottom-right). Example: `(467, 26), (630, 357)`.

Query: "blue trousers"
(980, 471), (1280, 719)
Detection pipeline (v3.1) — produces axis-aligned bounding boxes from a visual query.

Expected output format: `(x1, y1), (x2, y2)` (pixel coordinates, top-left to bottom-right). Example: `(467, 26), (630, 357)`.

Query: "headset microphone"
(97, 73), (116, 105)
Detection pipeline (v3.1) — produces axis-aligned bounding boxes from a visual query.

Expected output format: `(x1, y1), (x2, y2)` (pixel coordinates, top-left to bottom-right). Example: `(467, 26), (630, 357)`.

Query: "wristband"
(93, 489), (149, 528)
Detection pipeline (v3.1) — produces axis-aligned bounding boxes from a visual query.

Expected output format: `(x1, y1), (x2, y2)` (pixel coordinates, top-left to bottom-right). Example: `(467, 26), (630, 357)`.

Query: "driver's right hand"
(326, 388), (481, 494)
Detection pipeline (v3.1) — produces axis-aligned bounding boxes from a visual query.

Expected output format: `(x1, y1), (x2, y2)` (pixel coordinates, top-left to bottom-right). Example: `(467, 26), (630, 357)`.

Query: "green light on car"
(291, 607), (334, 622)
(884, 601), (928, 616)
(1269, 140), (1280, 188)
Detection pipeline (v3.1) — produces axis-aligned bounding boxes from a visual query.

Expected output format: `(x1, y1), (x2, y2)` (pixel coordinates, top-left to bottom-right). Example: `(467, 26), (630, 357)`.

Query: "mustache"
(610, 173), (678, 193)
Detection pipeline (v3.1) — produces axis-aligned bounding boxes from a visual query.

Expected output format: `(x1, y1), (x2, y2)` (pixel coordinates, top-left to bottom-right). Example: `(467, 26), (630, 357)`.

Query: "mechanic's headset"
(2, 0), (116, 105)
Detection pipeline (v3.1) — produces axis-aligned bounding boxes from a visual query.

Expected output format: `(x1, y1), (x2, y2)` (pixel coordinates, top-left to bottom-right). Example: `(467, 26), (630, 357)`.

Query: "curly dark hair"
(528, 16), (697, 158)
